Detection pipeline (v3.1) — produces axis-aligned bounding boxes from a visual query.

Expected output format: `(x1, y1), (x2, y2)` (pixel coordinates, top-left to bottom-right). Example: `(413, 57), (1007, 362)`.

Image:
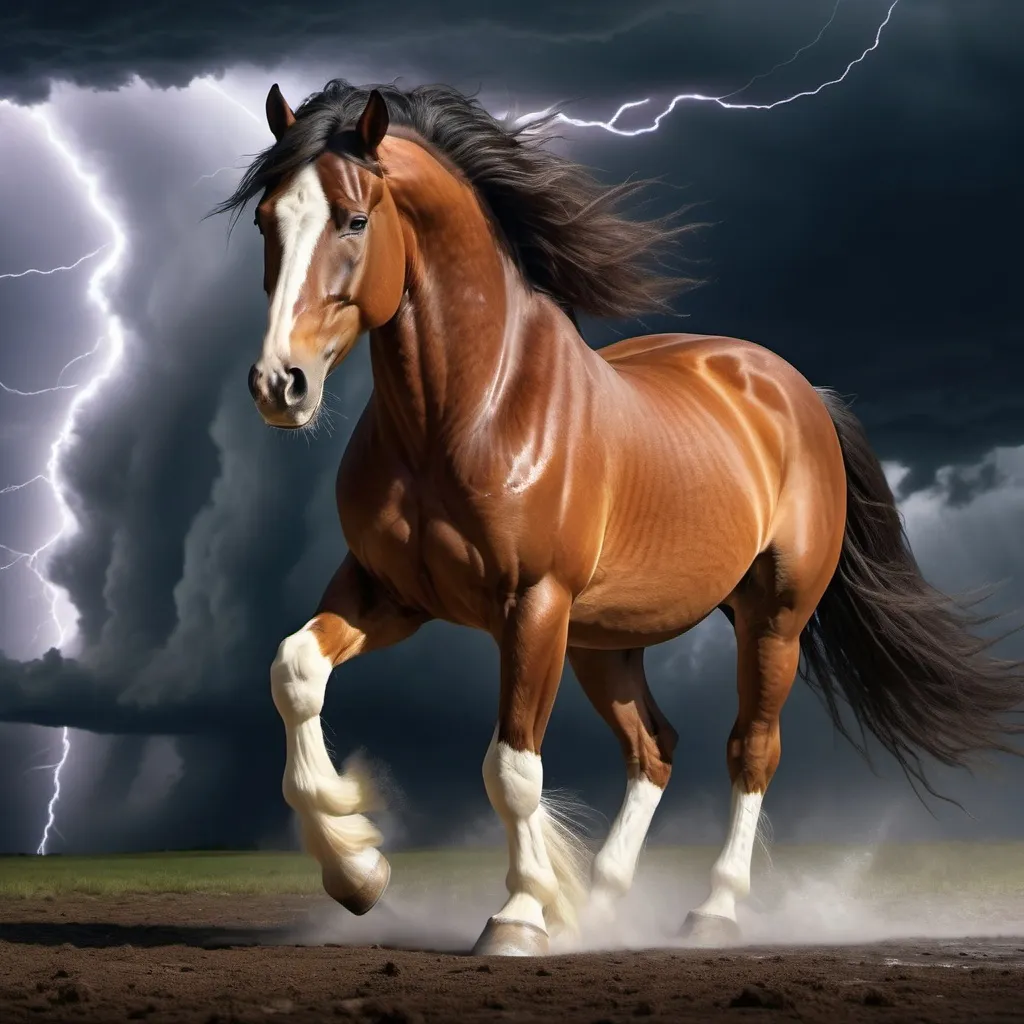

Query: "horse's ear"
(266, 84), (296, 141)
(356, 89), (389, 157)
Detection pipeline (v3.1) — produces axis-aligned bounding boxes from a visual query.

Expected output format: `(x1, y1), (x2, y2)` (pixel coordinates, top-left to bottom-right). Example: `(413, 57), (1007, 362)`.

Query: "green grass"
(2, 843), (1023, 899)
(0, 851), (319, 898)
(0, 848), (505, 899)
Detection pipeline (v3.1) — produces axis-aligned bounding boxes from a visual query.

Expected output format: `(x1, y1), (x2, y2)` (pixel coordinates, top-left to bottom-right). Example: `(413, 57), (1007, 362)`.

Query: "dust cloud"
(278, 839), (1024, 955)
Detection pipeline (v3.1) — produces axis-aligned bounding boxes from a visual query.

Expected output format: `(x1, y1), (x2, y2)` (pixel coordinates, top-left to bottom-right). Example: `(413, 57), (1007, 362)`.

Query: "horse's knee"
(482, 738), (543, 822)
(726, 718), (781, 794)
(646, 693), (678, 759)
(629, 714), (675, 789)
(271, 629), (332, 724)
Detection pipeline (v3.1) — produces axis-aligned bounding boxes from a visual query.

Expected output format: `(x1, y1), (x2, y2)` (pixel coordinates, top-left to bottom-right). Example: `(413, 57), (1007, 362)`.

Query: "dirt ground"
(2, 893), (1023, 1023)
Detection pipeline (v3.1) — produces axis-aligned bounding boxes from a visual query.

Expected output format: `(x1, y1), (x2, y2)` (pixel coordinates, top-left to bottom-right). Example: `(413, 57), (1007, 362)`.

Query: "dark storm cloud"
(1, 1), (923, 106)
(561, 0), (1024, 490)
(0, 0), (680, 103)
(1, 1), (1023, 854)
(3, 0), (1020, 480)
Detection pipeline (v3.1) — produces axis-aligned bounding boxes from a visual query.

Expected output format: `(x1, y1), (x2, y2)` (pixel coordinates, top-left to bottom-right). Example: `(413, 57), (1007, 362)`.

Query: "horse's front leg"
(270, 553), (426, 914)
(472, 578), (590, 956)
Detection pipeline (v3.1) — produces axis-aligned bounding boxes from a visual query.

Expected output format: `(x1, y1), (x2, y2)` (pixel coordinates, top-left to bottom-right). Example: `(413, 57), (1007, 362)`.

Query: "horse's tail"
(799, 388), (1024, 799)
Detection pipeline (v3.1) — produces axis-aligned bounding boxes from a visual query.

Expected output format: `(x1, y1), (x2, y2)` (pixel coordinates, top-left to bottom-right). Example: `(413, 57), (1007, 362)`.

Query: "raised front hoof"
(679, 911), (742, 948)
(472, 918), (549, 957)
(322, 850), (391, 916)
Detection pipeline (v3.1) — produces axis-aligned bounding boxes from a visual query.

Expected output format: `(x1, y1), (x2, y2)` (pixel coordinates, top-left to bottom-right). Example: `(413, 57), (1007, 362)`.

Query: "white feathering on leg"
(483, 737), (592, 939)
(538, 792), (593, 936)
(271, 627), (384, 888)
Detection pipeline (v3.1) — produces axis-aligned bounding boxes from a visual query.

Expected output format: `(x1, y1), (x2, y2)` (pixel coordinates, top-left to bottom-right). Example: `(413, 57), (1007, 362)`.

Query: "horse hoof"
(472, 918), (549, 956)
(679, 911), (742, 948)
(323, 849), (391, 916)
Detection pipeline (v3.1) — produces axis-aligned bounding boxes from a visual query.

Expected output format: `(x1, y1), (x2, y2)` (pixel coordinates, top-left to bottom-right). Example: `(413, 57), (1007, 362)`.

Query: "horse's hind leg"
(569, 647), (676, 923)
(681, 623), (799, 945)
(682, 542), (834, 946)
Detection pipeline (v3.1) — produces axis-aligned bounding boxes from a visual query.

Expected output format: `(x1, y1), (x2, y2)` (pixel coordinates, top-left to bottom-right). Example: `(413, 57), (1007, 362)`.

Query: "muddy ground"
(2, 893), (1023, 1023)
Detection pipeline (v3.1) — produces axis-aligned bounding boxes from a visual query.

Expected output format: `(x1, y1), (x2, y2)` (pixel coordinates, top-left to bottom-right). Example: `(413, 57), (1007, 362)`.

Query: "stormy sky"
(1, 0), (1022, 856)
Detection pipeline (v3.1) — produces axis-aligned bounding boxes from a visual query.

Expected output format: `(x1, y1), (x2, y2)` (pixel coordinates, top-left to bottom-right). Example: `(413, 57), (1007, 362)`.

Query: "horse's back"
(598, 331), (723, 366)
(601, 331), (804, 387)
(599, 331), (836, 458)
(568, 331), (844, 648)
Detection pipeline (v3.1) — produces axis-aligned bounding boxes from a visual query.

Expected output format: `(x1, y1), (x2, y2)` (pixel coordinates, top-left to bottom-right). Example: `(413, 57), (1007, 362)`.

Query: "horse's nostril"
(285, 367), (308, 405)
(247, 364), (260, 400)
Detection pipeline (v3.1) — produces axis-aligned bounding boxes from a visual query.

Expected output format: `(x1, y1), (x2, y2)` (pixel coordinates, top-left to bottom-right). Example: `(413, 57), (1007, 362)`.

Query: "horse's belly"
(568, 555), (747, 648)
(568, 485), (762, 649)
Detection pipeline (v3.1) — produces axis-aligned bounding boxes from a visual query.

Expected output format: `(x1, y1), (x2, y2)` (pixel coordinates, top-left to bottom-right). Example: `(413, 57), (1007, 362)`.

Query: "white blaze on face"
(261, 163), (331, 368)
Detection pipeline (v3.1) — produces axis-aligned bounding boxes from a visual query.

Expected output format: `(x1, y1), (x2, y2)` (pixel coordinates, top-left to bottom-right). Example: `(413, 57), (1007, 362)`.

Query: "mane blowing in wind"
(212, 79), (698, 319)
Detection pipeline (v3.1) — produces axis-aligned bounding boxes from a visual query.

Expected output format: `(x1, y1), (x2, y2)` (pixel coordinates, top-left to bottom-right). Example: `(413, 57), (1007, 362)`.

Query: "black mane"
(212, 80), (696, 319)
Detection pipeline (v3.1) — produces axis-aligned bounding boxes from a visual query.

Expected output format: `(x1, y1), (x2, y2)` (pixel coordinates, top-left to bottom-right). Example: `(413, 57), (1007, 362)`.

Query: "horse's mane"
(212, 80), (696, 319)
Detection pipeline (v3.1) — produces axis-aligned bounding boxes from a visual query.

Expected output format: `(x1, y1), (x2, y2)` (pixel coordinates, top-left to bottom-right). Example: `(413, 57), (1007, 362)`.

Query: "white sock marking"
(591, 774), (663, 900)
(482, 735), (555, 932)
(693, 784), (764, 921)
(271, 623), (381, 893)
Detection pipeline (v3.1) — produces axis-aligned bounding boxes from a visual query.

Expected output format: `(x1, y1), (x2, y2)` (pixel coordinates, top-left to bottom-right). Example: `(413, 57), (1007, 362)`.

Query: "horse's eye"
(350, 216), (368, 232)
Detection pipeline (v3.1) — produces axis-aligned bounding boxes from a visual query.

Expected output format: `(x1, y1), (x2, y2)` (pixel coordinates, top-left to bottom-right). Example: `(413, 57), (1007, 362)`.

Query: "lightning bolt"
(35, 727), (72, 854)
(199, 78), (264, 126)
(191, 79), (266, 186)
(717, 0), (843, 102)
(2, 81), (266, 855)
(0, 99), (128, 855)
(0, 380), (78, 397)
(193, 165), (245, 186)
(516, 0), (900, 136)
(0, 247), (109, 397)
(0, 244), (106, 281)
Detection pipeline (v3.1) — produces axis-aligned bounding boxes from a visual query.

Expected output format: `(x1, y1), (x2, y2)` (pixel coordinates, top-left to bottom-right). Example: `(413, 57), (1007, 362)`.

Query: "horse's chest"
(345, 485), (492, 628)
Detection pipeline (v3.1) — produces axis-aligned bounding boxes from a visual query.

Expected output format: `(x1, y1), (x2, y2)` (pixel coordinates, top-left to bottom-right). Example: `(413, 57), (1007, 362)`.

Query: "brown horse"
(214, 80), (1024, 955)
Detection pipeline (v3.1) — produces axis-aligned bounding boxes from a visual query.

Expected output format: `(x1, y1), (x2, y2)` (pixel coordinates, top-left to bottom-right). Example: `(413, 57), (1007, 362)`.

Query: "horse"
(213, 79), (1024, 956)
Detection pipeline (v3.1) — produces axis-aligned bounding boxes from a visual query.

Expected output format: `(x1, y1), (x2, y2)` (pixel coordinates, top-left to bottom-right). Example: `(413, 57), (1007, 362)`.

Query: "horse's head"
(248, 86), (406, 429)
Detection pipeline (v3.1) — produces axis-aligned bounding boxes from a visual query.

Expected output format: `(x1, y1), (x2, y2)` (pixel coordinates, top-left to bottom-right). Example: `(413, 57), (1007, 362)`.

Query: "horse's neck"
(369, 139), (557, 458)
